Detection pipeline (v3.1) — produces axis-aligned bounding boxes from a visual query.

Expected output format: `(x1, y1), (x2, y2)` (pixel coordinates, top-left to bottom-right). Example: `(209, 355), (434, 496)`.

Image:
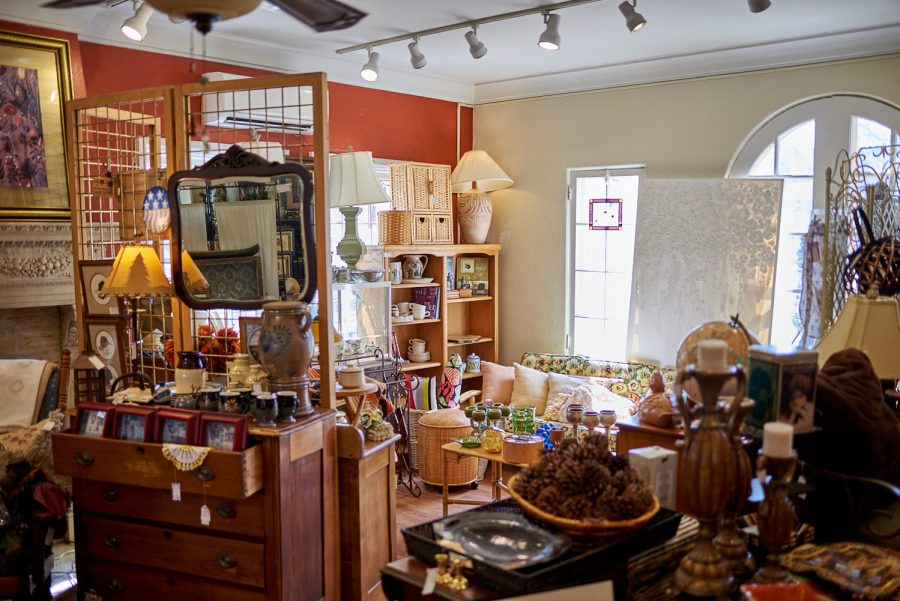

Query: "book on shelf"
(412, 286), (440, 319)
(446, 290), (460, 299)
(444, 256), (455, 291)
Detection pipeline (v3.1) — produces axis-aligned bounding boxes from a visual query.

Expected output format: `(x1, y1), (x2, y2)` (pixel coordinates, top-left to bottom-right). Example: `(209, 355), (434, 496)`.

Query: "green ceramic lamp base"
(337, 205), (366, 270)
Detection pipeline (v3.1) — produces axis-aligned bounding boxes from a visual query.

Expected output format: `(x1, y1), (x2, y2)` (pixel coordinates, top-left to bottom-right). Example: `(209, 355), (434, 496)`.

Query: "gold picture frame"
(0, 30), (73, 221)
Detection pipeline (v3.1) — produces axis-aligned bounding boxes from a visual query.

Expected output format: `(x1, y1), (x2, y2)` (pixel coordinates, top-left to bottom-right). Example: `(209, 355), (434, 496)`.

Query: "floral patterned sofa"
(519, 352), (677, 403)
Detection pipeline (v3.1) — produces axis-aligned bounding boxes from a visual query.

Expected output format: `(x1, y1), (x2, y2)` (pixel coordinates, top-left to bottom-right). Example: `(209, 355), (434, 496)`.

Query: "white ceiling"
(6, 0), (900, 104)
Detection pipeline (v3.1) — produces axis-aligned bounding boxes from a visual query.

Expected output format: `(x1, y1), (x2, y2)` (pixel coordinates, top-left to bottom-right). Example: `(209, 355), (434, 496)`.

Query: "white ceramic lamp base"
(457, 191), (492, 244)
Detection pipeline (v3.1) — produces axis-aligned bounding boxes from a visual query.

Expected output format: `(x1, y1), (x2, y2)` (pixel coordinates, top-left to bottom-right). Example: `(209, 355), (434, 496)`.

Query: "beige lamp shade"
(815, 294), (900, 380)
(329, 151), (391, 207)
(181, 250), (210, 296)
(101, 245), (174, 298)
(450, 150), (513, 193)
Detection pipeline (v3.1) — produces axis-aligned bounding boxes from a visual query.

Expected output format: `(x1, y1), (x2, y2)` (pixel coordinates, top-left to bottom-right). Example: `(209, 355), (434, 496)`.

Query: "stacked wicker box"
(389, 162), (453, 244)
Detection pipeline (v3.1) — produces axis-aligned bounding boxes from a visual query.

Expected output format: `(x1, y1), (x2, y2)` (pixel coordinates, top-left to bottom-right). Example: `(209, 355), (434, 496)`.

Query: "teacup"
(410, 303), (430, 320)
(390, 305), (400, 317)
(408, 338), (426, 353)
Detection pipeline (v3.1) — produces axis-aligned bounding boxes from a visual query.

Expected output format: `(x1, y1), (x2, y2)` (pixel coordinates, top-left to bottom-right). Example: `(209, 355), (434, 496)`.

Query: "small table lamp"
(329, 151), (391, 269)
(450, 150), (513, 244)
(815, 291), (900, 380)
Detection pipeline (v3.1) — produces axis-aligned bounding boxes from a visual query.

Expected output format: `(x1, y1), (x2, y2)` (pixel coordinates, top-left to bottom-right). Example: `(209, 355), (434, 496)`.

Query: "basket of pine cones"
(507, 433), (659, 537)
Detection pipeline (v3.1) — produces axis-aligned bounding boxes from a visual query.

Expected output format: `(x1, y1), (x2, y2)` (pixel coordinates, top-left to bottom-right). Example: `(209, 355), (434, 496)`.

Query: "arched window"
(727, 95), (900, 347)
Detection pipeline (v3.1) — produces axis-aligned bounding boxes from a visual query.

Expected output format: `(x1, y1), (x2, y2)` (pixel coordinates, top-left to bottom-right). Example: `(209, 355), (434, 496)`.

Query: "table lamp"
(329, 151), (391, 269)
(815, 290), (900, 380)
(450, 150), (513, 244)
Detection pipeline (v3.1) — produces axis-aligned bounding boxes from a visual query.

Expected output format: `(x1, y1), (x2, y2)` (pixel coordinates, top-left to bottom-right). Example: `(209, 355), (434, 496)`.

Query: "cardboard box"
(628, 446), (678, 510)
(746, 344), (818, 435)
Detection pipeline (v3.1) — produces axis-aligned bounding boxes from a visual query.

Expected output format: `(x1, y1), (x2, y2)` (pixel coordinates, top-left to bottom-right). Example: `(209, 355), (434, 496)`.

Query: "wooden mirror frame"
(169, 144), (317, 309)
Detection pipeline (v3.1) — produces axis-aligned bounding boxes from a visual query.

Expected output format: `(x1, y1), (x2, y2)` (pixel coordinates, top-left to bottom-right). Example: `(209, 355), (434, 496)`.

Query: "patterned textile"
(519, 353), (676, 403)
(0, 412), (64, 480)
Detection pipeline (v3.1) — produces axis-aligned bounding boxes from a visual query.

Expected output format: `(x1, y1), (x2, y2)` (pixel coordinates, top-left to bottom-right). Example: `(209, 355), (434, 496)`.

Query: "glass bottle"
(481, 407), (504, 453)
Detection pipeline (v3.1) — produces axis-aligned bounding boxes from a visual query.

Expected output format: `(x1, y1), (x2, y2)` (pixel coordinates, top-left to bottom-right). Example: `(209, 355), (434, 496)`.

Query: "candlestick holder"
(752, 451), (797, 584)
(673, 364), (746, 598)
(714, 398), (756, 580)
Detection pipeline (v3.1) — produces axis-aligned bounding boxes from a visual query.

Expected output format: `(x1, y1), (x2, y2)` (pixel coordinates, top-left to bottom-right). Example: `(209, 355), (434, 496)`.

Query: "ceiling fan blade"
(42, 0), (106, 7)
(271, 0), (366, 32)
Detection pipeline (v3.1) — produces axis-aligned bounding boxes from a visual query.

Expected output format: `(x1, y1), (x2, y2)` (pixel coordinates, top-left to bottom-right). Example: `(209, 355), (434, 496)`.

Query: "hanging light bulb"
(465, 26), (487, 59)
(618, 1), (646, 33)
(121, 1), (153, 41)
(360, 48), (380, 82)
(408, 38), (427, 69)
(748, 0), (771, 12)
(538, 13), (561, 51)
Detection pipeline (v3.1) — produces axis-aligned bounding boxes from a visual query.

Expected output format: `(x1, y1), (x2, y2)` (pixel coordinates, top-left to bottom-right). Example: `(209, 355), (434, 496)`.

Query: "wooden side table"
(441, 441), (530, 516)
(335, 381), (379, 427)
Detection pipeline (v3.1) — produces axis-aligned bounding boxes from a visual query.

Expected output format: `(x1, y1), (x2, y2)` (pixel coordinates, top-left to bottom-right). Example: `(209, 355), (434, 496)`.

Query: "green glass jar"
(482, 408), (505, 453)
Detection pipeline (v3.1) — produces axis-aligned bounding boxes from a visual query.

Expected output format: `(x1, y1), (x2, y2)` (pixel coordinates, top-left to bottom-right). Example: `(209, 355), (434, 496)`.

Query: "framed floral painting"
(0, 30), (74, 221)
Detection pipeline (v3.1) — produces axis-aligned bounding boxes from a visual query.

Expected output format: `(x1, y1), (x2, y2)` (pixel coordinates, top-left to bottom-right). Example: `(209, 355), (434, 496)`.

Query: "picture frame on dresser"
(239, 316), (264, 365)
(113, 405), (156, 442)
(79, 260), (123, 318)
(199, 413), (248, 451)
(155, 409), (199, 445)
(85, 318), (127, 383)
(73, 402), (114, 438)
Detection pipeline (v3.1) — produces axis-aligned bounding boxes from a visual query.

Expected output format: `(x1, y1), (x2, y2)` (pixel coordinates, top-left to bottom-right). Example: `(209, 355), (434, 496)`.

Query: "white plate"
(401, 278), (434, 284)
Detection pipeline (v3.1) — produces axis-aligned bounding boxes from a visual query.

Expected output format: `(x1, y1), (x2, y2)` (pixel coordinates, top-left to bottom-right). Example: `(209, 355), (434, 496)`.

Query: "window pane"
(854, 116), (892, 151)
(574, 226), (607, 271)
(780, 178), (814, 234)
(776, 120), (814, 175)
(573, 317), (606, 358)
(749, 143), (775, 176)
(574, 271), (606, 319)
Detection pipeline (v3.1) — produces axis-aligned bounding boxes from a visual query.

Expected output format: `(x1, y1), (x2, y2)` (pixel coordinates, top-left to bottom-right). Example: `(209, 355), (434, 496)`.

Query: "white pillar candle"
(697, 339), (729, 372)
(762, 422), (794, 458)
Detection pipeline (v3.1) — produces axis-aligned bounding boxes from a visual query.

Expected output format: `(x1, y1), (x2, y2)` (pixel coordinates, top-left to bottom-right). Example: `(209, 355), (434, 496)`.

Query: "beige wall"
(474, 54), (900, 365)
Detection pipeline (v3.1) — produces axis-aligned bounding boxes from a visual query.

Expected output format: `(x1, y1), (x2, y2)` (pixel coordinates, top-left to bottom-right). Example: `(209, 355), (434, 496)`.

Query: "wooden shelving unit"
(384, 244), (500, 392)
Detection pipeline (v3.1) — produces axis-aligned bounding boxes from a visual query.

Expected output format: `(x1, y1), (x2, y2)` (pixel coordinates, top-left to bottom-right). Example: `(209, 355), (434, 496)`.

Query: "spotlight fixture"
(748, 0), (771, 12)
(465, 27), (487, 59)
(360, 49), (380, 82)
(618, 1), (646, 33)
(121, 1), (153, 41)
(408, 38), (427, 69)
(538, 13), (561, 51)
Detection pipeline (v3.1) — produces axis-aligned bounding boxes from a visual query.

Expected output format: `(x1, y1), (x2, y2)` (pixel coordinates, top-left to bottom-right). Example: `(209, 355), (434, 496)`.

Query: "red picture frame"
(74, 402), (115, 438)
(588, 198), (623, 231)
(113, 405), (157, 442)
(199, 414), (248, 452)
(155, 409), (200, 445)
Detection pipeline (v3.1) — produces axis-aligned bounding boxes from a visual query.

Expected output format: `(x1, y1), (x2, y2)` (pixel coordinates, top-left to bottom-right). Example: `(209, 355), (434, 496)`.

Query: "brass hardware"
(102, 487), (119, 501)
(75, 451), (93, 466)
(195, 466), (215, 482)
(104, 534), (121, 549)
(217, 554), (237, 569)
(107, 578), (123, 593)
(449, 558), (472, 591)
(434, 553), (452, 586)
(217, 503), (236, 519)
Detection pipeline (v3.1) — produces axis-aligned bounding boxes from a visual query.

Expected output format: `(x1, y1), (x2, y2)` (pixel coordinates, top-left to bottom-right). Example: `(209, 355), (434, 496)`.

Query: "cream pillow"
(509, 363), (550, 416)
(548, 372), (592, 399)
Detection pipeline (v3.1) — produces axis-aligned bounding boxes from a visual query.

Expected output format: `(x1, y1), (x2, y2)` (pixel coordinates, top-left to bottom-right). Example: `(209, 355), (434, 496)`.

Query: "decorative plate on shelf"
(401, 278), (434, 284)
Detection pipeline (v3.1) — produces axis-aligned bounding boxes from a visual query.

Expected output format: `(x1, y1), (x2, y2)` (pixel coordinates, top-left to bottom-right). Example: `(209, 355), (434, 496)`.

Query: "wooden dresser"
(53, 409), (336, 601)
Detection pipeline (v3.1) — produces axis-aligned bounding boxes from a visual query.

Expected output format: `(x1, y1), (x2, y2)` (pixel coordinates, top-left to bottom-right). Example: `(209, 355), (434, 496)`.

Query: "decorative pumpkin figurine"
(638, 371), (679, 428)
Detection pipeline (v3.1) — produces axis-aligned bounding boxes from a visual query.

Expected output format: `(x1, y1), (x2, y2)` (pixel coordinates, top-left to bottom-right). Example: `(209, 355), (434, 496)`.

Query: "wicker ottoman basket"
(417, 409), (478, 486)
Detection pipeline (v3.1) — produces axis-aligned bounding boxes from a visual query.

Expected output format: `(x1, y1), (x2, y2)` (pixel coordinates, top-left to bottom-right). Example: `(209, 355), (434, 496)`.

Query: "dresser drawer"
(75, 480), (265, 538)
(53, 432), (263, 498)
(81, 515), (265, 588)
(80, 559), (267, 601)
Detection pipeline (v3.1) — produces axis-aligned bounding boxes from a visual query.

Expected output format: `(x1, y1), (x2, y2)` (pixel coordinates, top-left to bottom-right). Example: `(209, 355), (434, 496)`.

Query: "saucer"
(408, 352), (431, 363)
(392, 315), (414, 323)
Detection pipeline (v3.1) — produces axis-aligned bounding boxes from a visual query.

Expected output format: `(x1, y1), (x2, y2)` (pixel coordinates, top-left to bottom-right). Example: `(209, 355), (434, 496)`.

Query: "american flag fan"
(142, 186), (171, 234)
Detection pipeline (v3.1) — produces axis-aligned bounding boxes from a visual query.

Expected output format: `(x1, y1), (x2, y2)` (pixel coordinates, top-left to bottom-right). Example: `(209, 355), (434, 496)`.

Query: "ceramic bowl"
(351, 269), (384, 282)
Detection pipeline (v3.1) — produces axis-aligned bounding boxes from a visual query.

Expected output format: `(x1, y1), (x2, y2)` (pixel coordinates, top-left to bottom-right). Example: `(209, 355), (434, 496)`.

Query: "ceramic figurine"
(638, 371), (679, 428)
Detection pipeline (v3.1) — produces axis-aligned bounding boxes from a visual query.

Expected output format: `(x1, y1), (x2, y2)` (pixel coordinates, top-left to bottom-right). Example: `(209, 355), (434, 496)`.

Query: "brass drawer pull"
(217, 503), (236, 519)
(195, 466), (215, 482)
(217, 554), (237, 569)
(102, 487), (119, 502)
(107, 578), (123, 593)
(75, 451), (93, 466)
(105, 534), (122, 549)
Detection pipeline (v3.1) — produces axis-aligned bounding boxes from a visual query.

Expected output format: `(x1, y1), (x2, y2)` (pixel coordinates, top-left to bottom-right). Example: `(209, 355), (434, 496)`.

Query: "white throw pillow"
(509, 363), (550, 416)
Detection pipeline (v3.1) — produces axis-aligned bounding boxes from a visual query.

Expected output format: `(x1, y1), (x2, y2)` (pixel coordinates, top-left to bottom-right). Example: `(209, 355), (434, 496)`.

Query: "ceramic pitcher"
(402, 254), (428, 280)
(259, 301), (315, 417)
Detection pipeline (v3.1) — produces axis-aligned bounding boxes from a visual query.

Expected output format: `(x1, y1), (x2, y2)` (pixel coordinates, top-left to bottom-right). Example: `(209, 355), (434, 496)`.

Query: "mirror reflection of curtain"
(215, 199), (278, 299)
(182, 203), (208, 252)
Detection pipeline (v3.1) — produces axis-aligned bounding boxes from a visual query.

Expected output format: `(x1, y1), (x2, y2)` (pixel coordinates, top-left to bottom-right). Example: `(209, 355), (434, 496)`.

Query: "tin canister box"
(628, 446), (678, 510)
(745, 344), (818, 435)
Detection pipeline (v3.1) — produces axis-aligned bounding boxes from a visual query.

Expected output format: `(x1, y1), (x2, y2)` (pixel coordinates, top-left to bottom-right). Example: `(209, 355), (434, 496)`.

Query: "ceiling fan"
(43, 0), (367, 34)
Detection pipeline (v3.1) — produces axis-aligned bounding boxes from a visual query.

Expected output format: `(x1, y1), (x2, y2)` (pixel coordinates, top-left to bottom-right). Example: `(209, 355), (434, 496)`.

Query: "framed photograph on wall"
(73, 402), (114, 438)
(85, 318), (127, 383)
(155, 409), (199, 445)
(113, 405), (157, 442)
(239, 316), (264, 366)
(0, 31), (74, 221)
(199, 414), (248, 452)
(79, 260), (122, 317)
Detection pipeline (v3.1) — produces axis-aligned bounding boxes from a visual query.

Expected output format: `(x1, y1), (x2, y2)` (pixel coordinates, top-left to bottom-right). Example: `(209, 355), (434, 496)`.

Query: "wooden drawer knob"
(195, 466), (215, 482)
(217, 554), (237, 569)
(102, 487), (119, 502)
(217, 503), (236, 519)
(75, 451), (93, 466)
(105, 534), (122, 549)
(107, 578), (123, 593)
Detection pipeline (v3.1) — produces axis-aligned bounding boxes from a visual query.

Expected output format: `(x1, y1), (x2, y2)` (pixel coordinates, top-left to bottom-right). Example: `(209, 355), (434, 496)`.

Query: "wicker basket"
(507, 474), (661, 537)
(378, 210), (412, 245)
(417, 409), (478, 486)
(407, 408), (428, 471)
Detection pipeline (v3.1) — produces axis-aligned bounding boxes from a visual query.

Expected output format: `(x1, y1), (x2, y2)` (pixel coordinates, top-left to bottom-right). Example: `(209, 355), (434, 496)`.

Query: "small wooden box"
(746, 344), (818, 435)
